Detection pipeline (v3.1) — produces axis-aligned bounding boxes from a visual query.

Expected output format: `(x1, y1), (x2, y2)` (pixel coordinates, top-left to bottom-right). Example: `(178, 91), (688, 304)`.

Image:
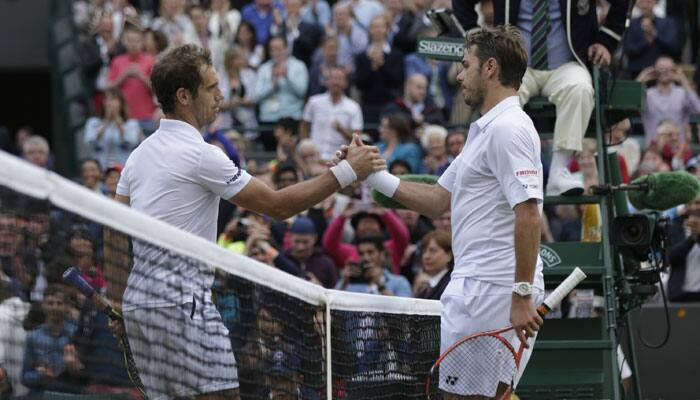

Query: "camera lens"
(623, 225), (642, 242)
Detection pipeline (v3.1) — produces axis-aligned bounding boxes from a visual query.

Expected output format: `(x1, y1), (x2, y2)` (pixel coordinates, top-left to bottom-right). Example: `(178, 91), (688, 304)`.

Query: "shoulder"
(489, 110), (537, 144)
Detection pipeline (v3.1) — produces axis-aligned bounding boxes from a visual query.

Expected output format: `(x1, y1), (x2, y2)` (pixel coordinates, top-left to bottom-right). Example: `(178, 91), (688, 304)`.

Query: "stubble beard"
(463, 83), (485, 109)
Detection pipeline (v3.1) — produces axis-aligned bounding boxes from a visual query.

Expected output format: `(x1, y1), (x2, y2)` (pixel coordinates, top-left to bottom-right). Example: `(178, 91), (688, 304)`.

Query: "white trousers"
(518, 62), (595, 152)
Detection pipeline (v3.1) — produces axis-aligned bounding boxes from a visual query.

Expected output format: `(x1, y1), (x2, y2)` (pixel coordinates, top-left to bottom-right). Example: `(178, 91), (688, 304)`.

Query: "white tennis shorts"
(439, 277), (544, 397)
(124, 299), (239, 400)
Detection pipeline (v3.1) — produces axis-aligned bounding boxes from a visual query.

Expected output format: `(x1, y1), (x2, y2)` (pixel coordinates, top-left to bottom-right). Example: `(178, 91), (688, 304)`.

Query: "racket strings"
(433, 335), (517, 398)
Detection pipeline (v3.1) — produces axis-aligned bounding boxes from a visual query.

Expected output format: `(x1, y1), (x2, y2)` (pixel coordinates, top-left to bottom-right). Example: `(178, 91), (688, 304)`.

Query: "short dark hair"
(151, 44), (213, 113)
(466, 25), (528, 90)
(275, 117), (298, 135)
(43, 284), (66, 300)
(354, 235), (385, 251)
(389, 159), (413, 174)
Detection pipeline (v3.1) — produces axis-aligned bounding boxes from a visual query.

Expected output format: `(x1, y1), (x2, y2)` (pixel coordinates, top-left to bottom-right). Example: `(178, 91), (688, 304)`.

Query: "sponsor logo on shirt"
(225, 168), (242, 185)
(515, 169), (539, 177)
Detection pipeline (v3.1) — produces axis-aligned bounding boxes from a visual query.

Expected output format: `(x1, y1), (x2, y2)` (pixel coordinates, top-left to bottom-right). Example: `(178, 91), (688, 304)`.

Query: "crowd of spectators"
(0, 0), (700, 397)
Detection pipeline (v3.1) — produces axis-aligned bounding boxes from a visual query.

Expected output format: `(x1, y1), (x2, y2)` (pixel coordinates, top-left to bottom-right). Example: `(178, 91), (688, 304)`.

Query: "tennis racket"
(425, 267), (587, 400)
(62, 267), (148, 399)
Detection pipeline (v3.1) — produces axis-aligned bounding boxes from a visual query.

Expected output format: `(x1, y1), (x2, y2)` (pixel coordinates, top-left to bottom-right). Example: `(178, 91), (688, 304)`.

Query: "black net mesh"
(0, 177), (441, 400)
(330, 310), (440, 399)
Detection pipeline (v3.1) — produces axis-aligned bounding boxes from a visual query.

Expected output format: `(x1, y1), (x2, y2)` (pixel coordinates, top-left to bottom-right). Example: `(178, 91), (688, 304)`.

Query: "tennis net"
(0, 151), (441, 399)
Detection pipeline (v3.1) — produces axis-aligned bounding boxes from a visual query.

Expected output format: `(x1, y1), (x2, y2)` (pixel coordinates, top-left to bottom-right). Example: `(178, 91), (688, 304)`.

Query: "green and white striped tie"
(531, 0), (550, 70)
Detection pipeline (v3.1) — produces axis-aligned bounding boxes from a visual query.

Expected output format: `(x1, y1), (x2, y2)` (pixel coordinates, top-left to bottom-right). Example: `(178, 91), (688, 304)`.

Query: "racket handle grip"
(62, 267), (119, 319)
(539, 267), (587, 316)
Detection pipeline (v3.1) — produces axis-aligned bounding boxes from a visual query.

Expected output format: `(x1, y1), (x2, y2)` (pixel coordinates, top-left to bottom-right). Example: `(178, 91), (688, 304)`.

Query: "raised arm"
(231, 137), (385, 220)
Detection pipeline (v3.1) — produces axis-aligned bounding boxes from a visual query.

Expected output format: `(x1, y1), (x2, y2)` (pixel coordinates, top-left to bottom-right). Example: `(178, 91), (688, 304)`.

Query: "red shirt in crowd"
(108, 52), (157, 120)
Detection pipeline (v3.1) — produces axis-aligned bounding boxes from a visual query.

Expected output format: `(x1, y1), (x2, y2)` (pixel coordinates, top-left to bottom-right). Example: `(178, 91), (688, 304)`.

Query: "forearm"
(392, 181), (449, 219)
(274, 173), (340, 219)
(514, 203), (541, 283)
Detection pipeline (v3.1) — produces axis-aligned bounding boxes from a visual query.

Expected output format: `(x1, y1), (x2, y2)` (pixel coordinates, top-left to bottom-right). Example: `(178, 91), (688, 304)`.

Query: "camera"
(347, 261), (371, 284)
(612, 212), (668, 262)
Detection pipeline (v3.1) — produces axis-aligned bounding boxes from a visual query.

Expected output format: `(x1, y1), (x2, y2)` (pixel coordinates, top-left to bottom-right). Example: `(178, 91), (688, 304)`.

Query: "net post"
(325, 292), (333, 400)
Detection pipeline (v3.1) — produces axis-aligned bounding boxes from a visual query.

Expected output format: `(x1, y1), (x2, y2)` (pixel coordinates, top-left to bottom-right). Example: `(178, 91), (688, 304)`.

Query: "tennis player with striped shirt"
(109, 44), (385, 400)
(339, 26), (545, 399)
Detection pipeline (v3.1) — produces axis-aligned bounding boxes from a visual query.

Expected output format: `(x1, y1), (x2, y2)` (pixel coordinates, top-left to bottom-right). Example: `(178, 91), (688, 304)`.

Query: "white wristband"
(366, 170), (400, 197)
(330, 160), (357, 189)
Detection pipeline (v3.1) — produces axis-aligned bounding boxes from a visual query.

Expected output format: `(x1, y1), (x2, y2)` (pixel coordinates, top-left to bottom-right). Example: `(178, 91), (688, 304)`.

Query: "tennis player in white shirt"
(110, 44), (384, 400)
(338, 26), (546, 399)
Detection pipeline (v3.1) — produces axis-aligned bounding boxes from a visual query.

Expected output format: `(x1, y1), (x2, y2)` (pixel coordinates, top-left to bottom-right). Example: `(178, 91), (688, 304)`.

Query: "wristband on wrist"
(330, 160), (357, 189)
(366, 170), (400, 197)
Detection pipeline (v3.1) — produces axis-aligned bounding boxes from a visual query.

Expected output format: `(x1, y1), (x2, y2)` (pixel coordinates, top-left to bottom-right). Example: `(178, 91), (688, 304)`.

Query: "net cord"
(0, 151), (442, 317)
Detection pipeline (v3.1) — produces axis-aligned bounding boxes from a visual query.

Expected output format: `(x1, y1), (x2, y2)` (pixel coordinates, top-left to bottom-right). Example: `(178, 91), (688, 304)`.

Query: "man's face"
(290, 233), (316, 261)
(270, 375), (298, 400)
(275, 171), (298, 189)
(269, 38), (287, 63)
(192, 65), (223, 128)
(427, 134), (446, 158)
(284, 0), (302, 15)
(123, 30), (144, 55)
(655, 57), (674, 84)
(104, 170), (121, 197)
(0, 215), (20, 257)
(162, 0), (180, 17)
(326, 69), (347, 95)
(323, 39), (338, 62)
(368, 16), (388, 42)
(446, 133), (465, 157)
(42, 293), (67, 323)
(358, 242), (385, 270)
(637, 0), (655, 16)
(70, 237), (94, 269)
(456, 46), (486, 108)
(81, 161), (102, 188)
(432, 210), (451, 233)
(406, 75), (428, 103)
(334, 5), (351, 28)
(189, 8), (208, 32)
(27, 213), (50, 238)
(24, 143), (49, 168)
(356, 217), (381, 237)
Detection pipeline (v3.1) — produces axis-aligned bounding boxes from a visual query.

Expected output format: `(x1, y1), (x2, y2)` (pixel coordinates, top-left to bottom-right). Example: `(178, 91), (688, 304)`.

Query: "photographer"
(335, 235), (411, 297)
(668, 194), (700, 302)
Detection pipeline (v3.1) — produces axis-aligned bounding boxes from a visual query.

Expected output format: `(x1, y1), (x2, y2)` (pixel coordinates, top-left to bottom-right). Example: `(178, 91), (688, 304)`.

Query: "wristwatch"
(513, 282), (533, 297)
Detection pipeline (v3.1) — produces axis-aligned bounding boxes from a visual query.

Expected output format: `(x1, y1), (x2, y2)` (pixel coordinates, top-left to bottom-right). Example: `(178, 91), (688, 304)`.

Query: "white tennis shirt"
(116, 119), (252, 310)
(437, 96), (544, 290)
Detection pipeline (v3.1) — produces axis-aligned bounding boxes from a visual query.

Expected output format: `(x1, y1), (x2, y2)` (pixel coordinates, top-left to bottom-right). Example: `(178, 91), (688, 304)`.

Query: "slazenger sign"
(539, 244), (562, 268)
(417, 37), (464, 61)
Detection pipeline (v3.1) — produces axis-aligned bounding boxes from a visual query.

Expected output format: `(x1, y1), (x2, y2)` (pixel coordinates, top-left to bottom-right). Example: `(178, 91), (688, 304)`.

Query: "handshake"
(328, 133), (401, 198)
